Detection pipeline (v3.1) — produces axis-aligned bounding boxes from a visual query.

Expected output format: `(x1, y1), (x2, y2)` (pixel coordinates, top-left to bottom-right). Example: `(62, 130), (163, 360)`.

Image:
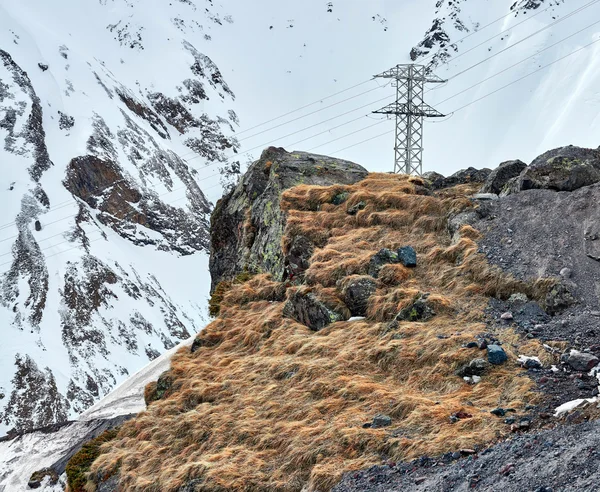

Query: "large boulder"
(209, 147), (368, 291)
(480, 160), (527, 195)
(515, 146), (600, 193)
(341, 276), (377, 317)
(283, 289), (349, 331)
(430, 167), (492, 190)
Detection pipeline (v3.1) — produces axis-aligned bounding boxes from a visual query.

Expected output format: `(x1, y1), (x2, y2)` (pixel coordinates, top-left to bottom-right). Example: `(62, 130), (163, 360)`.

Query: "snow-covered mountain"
(0, 0), (238, 435)
(3, 0), (600, 438)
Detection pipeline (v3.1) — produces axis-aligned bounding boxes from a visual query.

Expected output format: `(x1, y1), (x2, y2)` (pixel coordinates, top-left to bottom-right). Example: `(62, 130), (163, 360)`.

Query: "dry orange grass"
(90, 174), (552, 492)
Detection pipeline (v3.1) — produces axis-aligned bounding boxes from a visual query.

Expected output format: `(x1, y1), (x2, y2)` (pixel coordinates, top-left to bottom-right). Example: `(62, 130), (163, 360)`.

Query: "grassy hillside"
(87, 173), (554, 491)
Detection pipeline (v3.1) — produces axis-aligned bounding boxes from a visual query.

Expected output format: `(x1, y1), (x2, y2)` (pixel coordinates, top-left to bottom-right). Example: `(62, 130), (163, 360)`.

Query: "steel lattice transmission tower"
(373, 64), (446, 175)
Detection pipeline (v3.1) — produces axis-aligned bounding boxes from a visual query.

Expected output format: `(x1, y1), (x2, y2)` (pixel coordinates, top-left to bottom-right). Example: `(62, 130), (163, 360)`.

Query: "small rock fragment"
(501, 312), (514, 321)
(487, 345), (508, 365)
(566, 350), (599, 372)
(491, 408), (506, 417)
(371, 414), (392, 429)
(397, 246), (417, 268)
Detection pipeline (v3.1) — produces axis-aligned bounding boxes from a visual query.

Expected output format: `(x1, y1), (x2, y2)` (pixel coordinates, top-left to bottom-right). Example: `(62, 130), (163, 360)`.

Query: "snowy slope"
(0, 337), (193, 492)
(0, 0), (238, 435)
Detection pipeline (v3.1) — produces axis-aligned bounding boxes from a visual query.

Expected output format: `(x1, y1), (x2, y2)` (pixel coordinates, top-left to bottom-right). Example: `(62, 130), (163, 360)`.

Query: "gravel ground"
(333, 418), (600, 492)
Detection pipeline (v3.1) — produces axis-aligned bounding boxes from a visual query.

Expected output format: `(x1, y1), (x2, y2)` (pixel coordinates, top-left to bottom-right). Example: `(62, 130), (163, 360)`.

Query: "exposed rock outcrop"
(480, 159), (527, 195)
(209, 147), (368, 291)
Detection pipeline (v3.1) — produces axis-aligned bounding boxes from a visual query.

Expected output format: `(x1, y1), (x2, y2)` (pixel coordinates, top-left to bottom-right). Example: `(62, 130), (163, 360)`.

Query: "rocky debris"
(463, 375), (481, 384)
(455, 358), (489, 378)
(397, 246), (417, 268)
(475, 183), (600, 350)
(341, 276), (377, 317)
(564, 350), (599, 372)
(480, 159), (527, 195)
(334, 418), (600, 491)
(283, 289), (349, 331)
(449, 411), (472, 423)
(429, 167), (492, 190)
(487, 344), (508, 365)
(209, 147), (368, 291)
(501, 312), (513, 320)
(390, 293), (435, 326)
(370, 414), (392, 429)
(368, 248), (399, 278)
(422, 171), (444, 185)
(37, 62), (48, 71)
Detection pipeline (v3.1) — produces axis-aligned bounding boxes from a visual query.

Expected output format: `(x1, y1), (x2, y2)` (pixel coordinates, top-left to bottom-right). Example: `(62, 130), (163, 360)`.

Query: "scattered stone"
(371, 414), (392, 429)
(560, 268), (573, 279)
(487, 344), (508, 365)
(501, 312), (514, 321)
(456, 358), (489, 378)
(414, 477), (427, 485)
(472, 193), (499, 201)
(478, 339), (488, 350)
(499, 463), (515, 476)
(491, 408), (506, 417)
(504, 417), (516, 425)
(368, 248), (399, 278)
(38, 62), (49, 71)
(591, 311), (600, 317)
(480, 159), (527, 195)
(460, 449), (476, 455)
(342, 276), (377, 317)
(397, 246), (417, 268)
(34, 220), (42, 232)
(346, 201), (366, 216)
(465, 341), (479, 348)
(391, 293), (435, 324)
(453, 411), (473, 420)
(282, 289), (349, 331)
(566, 350), (599, 372)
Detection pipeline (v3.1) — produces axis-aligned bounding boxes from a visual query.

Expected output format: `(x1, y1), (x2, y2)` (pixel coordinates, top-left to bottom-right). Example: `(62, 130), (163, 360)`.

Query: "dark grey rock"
(491, 408), (506, 417)
(331, 191), (350, 205)
(371, 414), (392, 429)
(346, 201), (366, 215)
(566, 351), (599, 372)
(455, 358), (490, 378)
(431, 167), (492, 190)
(390, 293), (435, 325)
(282, 289), (349, 331)
(368, 248), (399, 278)
(209, 147), (368, 291)
(515, 146), (600, 194)
(397, 246), (417, 268)
(480, 160), (527, 195)
(487, 345), (508, 365)
(342, 276), (377, 317)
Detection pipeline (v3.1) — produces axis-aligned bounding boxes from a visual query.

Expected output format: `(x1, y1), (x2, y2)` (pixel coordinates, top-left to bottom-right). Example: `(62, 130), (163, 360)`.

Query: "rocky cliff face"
(209, 147), (368, 291)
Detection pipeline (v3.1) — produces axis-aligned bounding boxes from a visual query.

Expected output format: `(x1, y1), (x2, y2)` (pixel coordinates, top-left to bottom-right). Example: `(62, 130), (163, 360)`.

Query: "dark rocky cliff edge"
(209, 147), (368, 292)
